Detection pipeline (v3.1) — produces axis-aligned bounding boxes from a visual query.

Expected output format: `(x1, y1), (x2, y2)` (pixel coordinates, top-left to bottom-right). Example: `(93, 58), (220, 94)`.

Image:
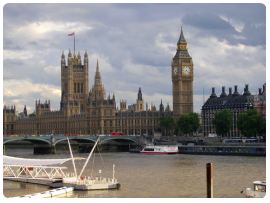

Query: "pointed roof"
(84, 50), (88, 57)
(68, 49), (72, 57)
(96, 59), (100, 73)
(177, 26), (187, 44)
(94, 59), (102, 85)
(174, 26), (190, 58)
(159, 99), (164, 111)
(138, 87), (143, 101)
(165, 103), (170, 112)
(61, 50), (65, 58)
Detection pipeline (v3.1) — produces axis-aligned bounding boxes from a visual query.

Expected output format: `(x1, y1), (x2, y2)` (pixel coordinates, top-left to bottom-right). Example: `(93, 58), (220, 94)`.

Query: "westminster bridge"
(3, 135), (147, 154)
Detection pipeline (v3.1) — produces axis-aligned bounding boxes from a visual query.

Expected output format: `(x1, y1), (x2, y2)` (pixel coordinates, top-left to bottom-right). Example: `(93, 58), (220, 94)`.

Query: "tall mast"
(67, 137), (77, 178)
(78, 136), (100, 177)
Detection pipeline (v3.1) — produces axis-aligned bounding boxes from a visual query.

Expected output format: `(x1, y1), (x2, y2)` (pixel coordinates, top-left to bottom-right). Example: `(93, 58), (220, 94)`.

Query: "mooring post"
(206, 162), (214, 198)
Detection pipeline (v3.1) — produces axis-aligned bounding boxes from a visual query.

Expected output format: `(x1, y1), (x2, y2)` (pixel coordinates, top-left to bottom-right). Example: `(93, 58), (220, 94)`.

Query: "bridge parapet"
(4, 135), (142, 146)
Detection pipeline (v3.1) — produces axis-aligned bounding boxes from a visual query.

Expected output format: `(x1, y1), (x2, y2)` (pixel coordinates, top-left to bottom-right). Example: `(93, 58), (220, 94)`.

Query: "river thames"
(3, 148), (265, 198)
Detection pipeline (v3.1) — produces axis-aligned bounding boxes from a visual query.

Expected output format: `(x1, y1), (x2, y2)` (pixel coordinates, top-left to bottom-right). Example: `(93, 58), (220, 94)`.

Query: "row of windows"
(116, 119), (159, 125)
(14, 119), (159, 129)
(4, 124), (14, 131)
(74, 82), (84, 93)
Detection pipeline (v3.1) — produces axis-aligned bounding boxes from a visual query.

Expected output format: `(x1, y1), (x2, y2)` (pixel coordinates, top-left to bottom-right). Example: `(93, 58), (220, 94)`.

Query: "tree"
(257, 116), (266, 138)
(160, 116), (175, 136)
(213, 110), (233, 137)
(237, 109), (266, 137)
(177, 112), (200, 136)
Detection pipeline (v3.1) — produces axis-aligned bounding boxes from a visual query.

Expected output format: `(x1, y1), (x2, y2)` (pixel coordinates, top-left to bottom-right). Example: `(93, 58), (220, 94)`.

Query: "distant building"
(201, 84), (266, 137)
(3, 105), (16, 136)
(253, 83), (266, 118)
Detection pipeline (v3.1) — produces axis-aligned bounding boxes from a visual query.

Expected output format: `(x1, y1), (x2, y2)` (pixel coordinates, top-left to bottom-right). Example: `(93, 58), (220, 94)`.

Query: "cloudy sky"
(3, 3), (266, 113)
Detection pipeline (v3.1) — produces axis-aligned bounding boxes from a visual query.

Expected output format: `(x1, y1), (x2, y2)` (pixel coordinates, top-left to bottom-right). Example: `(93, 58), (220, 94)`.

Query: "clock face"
(173, 67), (178, 75)
(182, 66), (191, 76)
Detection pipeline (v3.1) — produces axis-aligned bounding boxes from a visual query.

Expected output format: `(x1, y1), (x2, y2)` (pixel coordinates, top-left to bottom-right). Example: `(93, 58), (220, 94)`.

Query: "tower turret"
(95, 59), (102, 85)
(136, 87), (144, 112)
(137, 87), (143, 101)
(77, 52), (81, 64)
(159, 99), (164, 112)
(84, 51), (88, 63)
(61, 48), (89, 116)
(23, 105), (27, 116)
(61, 51), (66, 66)
(120, 100), (127, 112)
(90, 59), (105, 101)
(83, 51), (89, 96)
(165, 103), (170, 112)
(172, 26), (193, 117)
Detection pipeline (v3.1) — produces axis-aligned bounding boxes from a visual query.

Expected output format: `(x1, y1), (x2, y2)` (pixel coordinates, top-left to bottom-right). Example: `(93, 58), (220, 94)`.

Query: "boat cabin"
(253, 181), (266, 192)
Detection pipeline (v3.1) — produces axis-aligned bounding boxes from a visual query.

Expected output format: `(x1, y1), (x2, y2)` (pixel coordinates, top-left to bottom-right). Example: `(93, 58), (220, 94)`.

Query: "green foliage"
(237, 109), (266, 137)
(257, 116), (266, 137)
(28, 113), (36, 117)
(213, 110), (233, 136)
(160, 116), (175, 136)
(177, 112), (200, 135)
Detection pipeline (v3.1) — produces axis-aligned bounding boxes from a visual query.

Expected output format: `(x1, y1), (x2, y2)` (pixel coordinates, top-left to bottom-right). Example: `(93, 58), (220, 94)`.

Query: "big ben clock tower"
(172, 27), (193, 117)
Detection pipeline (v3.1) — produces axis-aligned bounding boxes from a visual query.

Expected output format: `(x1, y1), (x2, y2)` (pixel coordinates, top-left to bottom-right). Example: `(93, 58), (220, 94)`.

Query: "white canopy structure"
(3, 155), (73, 166)
(3, 155), (83, 180)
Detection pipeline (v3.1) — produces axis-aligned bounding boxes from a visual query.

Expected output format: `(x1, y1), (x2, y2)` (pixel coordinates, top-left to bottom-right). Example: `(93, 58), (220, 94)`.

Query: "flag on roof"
(68, 32), (75, 36)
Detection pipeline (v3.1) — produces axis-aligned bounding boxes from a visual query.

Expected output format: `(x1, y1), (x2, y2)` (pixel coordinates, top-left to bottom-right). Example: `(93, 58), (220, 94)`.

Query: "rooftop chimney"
(243, 84), (251, 96)
(258, 88), (262, 95)
(229, 87), (232, 96)
(233, 85), (240, 96)
(220, 86), (227, 97)
(262, 83), (266, 95)
(210, 87), (217, 98)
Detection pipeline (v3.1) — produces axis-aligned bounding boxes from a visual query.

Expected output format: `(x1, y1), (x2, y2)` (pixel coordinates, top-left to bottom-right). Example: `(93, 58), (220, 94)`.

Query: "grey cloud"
(3, 3), (266, 113)
(183, 13), (233, 31)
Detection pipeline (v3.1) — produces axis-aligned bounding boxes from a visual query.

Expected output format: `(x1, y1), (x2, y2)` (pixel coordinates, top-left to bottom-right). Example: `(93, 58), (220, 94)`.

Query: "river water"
(3, 148), (266, 198)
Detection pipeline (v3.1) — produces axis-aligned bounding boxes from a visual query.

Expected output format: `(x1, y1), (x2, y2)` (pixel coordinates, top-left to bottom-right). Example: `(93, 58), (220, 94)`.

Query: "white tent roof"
(3, 155), (75, 166)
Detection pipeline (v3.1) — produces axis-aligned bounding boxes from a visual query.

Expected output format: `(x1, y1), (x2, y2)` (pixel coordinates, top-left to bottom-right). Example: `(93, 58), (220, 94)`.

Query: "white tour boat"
(140, 145), (178, 154)
(62, 136), (121, 190)
(241, 180), (266, 198)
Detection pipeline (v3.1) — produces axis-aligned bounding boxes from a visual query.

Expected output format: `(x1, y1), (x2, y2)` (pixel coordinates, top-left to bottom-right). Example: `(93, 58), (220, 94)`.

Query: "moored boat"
(63, 176), (120, 190)
(241, 180), (266, 198)
(140, 145), (178, 154)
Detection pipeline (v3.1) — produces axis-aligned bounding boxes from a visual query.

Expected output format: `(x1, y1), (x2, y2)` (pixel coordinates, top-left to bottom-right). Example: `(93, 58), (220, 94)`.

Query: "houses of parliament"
(3, 27), (194, 136)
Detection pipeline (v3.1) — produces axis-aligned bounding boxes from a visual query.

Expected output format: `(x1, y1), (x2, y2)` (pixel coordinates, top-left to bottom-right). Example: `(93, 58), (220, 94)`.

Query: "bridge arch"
(100, 137), (139, 145)
(54, 137), (96, 146)
(3, 137), (51, 145)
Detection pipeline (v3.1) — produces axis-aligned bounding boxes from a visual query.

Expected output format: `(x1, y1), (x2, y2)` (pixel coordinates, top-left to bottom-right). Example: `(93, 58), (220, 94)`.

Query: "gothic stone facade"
(3, 54), (172, 136)
(4, 27), (192, 136)
(201, 84), (266, 137)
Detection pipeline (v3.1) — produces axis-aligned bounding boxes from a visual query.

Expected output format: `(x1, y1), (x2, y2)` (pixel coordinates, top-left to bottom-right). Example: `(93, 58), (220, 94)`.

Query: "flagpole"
(74, 33), (75, 55)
